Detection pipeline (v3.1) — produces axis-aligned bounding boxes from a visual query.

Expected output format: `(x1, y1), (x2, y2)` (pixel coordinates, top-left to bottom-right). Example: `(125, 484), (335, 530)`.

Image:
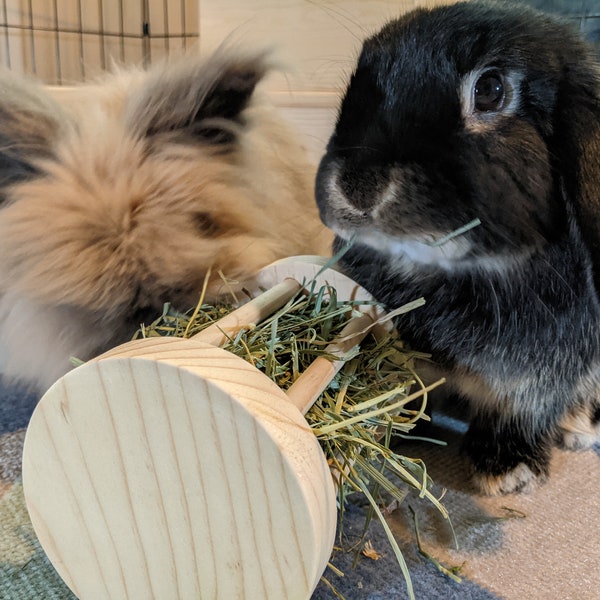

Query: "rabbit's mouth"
(321, 196), (474, 266)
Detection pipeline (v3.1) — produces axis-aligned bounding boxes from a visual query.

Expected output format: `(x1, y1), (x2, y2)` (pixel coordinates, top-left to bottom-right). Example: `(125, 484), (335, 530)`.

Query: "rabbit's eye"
(193, 212), (223, 237)
(473, 72), (504, 112)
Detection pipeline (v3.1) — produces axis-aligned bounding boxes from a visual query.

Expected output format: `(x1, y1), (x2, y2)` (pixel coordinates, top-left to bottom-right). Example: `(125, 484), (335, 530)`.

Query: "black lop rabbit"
(316, 1), (600, 494)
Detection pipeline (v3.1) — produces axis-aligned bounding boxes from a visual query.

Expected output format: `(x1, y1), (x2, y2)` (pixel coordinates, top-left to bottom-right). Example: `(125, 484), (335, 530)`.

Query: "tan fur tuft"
(0, 50), (332, 391)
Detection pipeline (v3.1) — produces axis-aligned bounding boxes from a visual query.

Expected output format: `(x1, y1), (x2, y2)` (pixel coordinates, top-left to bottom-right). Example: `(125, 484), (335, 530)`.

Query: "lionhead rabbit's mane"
(0, 50), (273, 190)
(0, 49), (295, 313)
(0, 48), (330, 392)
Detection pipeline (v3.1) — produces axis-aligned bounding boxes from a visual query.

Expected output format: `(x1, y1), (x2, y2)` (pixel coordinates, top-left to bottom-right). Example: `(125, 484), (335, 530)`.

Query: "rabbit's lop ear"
(552, 40), (600, 286)
(0, 73), (66, 195)
(126, 50), (270, 144)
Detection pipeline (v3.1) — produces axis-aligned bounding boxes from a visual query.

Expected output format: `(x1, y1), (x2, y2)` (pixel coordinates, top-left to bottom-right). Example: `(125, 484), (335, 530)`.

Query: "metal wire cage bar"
(0, 0), (199, 84)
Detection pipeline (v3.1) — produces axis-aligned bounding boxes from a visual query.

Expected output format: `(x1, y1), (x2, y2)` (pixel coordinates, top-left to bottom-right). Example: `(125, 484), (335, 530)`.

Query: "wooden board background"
(199, 0), (457, 160)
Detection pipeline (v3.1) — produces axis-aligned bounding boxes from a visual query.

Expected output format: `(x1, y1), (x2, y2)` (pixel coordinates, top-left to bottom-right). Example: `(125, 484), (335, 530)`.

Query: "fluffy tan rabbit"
(0, 48), (332, 393)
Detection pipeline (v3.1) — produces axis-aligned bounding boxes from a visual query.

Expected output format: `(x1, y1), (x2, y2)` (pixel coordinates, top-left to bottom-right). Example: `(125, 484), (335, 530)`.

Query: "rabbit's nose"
(338, 164), (389, 213)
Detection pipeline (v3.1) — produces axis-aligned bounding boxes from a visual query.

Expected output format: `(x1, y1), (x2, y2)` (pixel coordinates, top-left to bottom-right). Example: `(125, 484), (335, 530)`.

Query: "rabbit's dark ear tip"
(194, 51), (272, 128)
(223, 67), (263, 92)
(209, 63), (265, 119)
(0, 109), (57, 203)
(133, 50), (272, 143)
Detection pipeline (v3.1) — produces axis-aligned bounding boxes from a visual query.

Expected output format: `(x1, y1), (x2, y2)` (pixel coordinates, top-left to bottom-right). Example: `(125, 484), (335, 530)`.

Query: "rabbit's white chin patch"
(354, 230), (472, 268)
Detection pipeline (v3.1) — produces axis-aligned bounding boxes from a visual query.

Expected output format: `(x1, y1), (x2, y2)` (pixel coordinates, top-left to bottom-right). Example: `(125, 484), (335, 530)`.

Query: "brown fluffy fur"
(0, 49), (332, 392)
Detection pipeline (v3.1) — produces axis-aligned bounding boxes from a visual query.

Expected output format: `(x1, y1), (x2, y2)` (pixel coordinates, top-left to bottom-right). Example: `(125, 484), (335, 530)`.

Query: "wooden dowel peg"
(285, 312), (374, 415)
(192, 277), (302, 346)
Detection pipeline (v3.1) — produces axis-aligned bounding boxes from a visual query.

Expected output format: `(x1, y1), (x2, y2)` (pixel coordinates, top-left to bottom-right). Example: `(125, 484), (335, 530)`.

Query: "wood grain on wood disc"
(23, 340), (336, 600)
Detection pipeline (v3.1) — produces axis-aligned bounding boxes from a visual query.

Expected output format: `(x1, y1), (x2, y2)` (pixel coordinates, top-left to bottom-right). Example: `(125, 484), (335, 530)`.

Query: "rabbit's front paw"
(473, 463), (546, 495)
(464, 415), (552, 495)
(559, 402), (600, 451)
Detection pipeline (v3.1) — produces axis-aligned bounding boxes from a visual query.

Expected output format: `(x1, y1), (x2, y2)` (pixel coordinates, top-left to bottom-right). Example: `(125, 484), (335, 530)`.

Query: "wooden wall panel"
(199, 1), (457, 159)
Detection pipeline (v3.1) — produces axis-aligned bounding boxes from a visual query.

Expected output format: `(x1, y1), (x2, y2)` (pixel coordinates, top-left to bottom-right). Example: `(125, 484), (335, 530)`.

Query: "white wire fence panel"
(0, 0), (199, 84)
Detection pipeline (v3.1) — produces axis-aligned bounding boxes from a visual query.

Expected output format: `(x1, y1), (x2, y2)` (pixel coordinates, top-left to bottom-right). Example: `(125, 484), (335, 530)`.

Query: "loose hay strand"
(183, 266), (212, 338)
(410, 506), (463, 583)
(359, 480), (415, 599)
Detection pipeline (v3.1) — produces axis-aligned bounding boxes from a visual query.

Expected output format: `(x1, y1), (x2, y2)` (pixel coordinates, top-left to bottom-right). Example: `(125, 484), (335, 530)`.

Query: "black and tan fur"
(316, 1), (600, 494)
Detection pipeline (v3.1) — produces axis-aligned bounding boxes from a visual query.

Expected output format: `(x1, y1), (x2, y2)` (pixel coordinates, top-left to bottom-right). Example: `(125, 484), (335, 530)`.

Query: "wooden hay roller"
(21, 257), (385, 600)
